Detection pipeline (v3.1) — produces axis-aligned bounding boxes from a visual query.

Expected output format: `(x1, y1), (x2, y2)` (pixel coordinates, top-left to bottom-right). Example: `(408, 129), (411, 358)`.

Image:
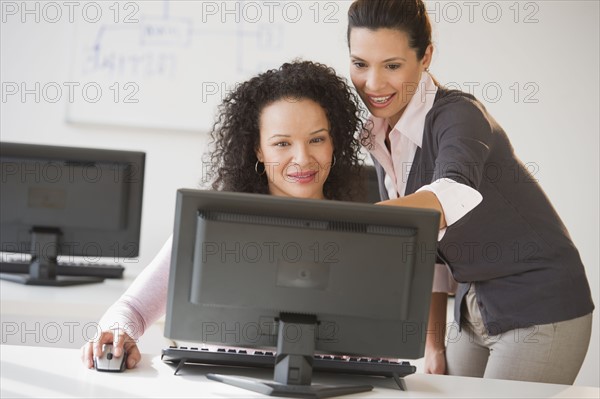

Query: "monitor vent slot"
(199, 211), (415, 237)
(199, 211), (329, 230)
(327, 221), (367, 233)
(64, 161), (96, 167)
(326, 222), (414, 236)
(367, 225), (415, 237)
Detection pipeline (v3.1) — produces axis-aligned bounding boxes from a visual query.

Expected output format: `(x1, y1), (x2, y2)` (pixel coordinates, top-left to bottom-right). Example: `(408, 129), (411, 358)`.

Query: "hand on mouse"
(81, 329), (141, 370)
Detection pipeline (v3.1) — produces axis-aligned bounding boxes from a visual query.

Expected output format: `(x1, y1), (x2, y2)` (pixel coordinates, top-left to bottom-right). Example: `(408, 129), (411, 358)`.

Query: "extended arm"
(378, 190), (446, 229)
(81, 236), (173, 369)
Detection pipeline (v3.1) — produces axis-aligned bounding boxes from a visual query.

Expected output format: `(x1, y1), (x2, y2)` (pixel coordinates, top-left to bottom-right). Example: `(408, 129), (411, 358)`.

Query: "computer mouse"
(94, 344), (127, 372)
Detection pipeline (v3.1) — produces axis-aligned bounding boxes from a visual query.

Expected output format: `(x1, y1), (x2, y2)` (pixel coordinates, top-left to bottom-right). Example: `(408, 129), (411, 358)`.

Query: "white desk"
(1, 345), (598, 398)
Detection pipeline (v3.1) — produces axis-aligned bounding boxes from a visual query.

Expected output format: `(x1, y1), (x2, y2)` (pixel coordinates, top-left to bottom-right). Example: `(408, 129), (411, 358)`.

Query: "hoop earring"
(331, 154), (336, 168)
(255, 160), (266, 175)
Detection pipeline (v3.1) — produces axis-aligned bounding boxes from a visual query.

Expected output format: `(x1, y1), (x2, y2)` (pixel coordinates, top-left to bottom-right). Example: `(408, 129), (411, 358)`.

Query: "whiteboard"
(66, 1), (352, 132)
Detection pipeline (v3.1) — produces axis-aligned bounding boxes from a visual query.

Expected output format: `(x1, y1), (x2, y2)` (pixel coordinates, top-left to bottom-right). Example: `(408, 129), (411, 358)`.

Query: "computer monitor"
(164, 189), (439, 396)
(0, 142), (145, 286)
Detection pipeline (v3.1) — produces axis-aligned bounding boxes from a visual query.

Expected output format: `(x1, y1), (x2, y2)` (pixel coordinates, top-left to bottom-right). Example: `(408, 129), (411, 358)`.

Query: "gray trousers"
(446, 285), (592, 385)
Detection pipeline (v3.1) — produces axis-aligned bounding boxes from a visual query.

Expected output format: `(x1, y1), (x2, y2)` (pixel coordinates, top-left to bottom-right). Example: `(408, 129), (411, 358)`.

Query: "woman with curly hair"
(81, 60), (367, 369)
(208, 60), (365, 201)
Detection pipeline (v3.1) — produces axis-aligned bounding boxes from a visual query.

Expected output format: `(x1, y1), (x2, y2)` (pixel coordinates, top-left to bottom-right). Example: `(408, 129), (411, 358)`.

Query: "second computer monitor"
(0, 142), (145, 285)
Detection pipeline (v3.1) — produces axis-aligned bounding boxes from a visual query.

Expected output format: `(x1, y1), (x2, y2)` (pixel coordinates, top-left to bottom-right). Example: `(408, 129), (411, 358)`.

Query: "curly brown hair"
(206, 60), (369, 201)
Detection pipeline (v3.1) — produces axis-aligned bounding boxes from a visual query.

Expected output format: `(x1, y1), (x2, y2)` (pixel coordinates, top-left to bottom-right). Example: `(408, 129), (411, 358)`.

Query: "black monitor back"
(0, 142), (145, 260)
(165, 189), (439, 360)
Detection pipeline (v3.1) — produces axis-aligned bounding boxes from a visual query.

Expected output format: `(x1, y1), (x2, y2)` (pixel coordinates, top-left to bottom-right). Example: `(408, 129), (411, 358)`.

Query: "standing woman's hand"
(81, 329), (141, 369)
(424, 292), (449, 374)
(424, 347), (446, 374)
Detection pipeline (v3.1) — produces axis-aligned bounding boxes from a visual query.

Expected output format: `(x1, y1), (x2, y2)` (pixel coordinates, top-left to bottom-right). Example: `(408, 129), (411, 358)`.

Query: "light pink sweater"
(99, 237), (172, 340)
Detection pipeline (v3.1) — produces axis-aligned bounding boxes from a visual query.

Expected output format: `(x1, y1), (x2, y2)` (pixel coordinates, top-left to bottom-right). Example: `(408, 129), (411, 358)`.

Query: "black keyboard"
(161, 346), (416, 387)
(0, 260), (124, 279)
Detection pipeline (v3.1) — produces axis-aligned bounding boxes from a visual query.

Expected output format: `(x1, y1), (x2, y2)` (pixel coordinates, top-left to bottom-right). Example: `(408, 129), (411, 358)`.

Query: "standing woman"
(346, 0), (594, 384)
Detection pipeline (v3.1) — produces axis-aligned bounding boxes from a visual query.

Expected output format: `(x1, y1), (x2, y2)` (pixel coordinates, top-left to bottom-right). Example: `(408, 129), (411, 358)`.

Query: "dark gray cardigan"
(372, 87), (594, 335)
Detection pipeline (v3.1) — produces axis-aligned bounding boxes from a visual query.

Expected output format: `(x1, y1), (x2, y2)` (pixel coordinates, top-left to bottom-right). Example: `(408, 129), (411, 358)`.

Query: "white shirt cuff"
(417, 178), (482, 239)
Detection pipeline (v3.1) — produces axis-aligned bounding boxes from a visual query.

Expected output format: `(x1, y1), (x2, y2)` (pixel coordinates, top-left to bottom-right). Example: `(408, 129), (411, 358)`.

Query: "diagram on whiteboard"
(67, 1), (349, 132)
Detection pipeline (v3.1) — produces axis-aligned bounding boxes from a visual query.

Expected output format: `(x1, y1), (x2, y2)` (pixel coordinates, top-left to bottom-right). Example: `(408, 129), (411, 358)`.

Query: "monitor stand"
(0, 228), (104, 286)
(207, 313), (373, 399)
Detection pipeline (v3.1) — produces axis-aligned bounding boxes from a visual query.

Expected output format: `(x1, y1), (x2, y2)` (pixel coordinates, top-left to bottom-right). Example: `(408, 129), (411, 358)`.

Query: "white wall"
(1, 0), (597, 387)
